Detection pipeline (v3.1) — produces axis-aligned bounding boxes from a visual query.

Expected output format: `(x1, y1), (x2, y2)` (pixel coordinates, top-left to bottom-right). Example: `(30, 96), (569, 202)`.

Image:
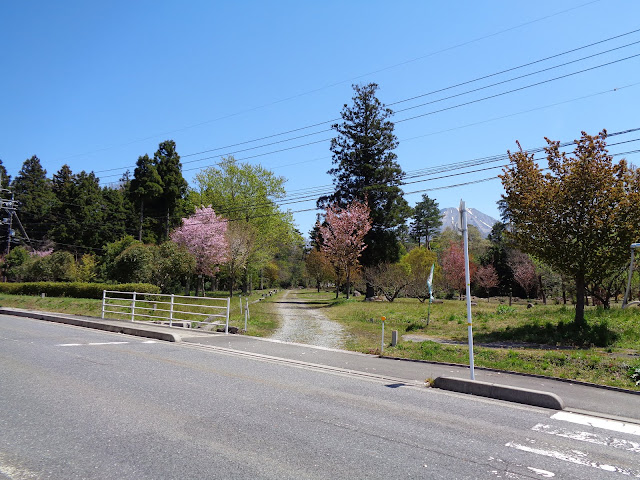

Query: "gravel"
(270, 290), (345, 349)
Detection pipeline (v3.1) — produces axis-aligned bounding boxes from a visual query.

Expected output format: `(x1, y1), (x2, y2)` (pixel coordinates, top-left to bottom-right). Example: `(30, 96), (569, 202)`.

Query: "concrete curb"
(0, 308), (181, 343)
(433, 376), (565, 410)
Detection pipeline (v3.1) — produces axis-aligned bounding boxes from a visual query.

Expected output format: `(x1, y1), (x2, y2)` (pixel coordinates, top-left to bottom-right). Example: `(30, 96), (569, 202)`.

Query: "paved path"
(270, 290), (345, 349)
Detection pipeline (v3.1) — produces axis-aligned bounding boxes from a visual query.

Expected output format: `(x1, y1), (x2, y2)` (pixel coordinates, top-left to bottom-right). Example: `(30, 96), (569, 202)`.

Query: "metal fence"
(101, 290), (230, 333)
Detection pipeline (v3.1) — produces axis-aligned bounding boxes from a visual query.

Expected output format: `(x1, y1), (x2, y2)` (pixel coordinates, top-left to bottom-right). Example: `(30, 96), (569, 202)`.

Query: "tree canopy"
(410, 194), (442, 249)
(318, 83), (410, 270)
(500, 130), (640, 325)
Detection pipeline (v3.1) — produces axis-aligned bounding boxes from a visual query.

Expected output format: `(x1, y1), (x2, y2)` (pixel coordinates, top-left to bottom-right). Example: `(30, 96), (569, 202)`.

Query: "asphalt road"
(1, 315), (639, 479)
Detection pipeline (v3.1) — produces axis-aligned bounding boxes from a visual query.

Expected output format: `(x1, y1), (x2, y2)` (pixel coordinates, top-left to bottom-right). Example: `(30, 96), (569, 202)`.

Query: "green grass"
(2, 288), (639, 390)
(279, 289), (640, 390)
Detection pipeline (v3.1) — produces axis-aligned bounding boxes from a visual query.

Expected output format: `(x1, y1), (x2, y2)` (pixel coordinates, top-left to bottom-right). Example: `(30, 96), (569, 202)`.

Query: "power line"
(53, 0), (603, 165)
(92, 27), (640, 178)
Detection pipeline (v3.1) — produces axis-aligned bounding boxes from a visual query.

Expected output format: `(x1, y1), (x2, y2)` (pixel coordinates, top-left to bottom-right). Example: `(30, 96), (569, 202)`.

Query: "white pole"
(101, 290), (106, 319)
(460, 200), (475, 380)
(381, 316), (386, 354)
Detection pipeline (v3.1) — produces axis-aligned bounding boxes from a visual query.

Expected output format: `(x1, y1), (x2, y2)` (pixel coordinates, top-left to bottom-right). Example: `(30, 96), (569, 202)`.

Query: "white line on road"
(532, 423), (640, 453)
(0, 452), (39, 479)
(506, 440), (640, 477)
(56, 341), (156, 347)
(527, 467), (555, 477)
(552, 411), (640, 436)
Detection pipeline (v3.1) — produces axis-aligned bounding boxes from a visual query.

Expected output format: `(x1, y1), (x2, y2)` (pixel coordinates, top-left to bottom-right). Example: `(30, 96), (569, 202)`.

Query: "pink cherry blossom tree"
(319, 200), (372, 299)
(475, 264), (499, 302)
(171, 206), (229, 295)
(440, 242), (477, 300)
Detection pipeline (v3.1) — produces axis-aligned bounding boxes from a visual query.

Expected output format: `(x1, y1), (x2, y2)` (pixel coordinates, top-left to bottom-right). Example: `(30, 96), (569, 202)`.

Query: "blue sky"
(2, 0), (639, 238)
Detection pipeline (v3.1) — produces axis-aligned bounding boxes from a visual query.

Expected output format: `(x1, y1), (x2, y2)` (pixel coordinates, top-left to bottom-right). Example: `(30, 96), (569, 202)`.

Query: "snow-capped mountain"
(439, 207), (498, 238)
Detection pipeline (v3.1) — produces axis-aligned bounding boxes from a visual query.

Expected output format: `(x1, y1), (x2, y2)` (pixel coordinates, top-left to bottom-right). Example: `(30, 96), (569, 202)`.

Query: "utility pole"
(0, 176), (29, 254)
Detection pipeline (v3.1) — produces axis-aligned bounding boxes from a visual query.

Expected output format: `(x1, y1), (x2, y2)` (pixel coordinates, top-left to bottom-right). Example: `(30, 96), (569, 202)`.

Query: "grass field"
(1, 289), (639, 390)
(283, 289), (640, 390)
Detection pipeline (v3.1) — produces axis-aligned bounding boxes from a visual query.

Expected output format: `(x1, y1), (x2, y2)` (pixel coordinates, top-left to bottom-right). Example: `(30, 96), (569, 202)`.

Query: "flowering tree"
(319, 200), (372, 299)
(508, 251), (538, 299)
(171, 206), (229, 294)
(440, 243), (477, 299)
(475, 264), (499, 302)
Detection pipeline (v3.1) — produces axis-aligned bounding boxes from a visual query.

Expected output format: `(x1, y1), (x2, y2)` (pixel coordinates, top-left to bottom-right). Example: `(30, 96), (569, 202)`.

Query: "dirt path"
(270, 290), (345, 349)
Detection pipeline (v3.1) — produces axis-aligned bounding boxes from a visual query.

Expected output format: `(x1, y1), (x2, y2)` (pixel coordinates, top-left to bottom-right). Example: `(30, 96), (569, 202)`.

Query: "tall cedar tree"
(318, 83), (410, 285)
(130, 154), (163, 242)
(11, 155), (56, 242)
(500, 130), (640, 325)
(154, 140), (188, 240)
(410, 194), (442, 249)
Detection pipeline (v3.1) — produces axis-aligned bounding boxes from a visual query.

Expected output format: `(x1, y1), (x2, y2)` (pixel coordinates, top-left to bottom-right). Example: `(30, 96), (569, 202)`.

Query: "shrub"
(0, 282), (160, 299)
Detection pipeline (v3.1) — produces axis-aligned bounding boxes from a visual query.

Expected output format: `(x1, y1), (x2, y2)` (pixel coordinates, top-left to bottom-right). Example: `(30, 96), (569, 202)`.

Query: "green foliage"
(102, 236), (142, 281)
(496, 304), (516, 315)
(194, 155), (298, 293)
(154, 140), (188, 240)
(154, 241), (196, 293)
(410, 194), (442, 249)
(11, 155), (56, 241)
(111, 243), (156, 284)
(501, 131), (640, 324)
(0, 282), (160, 299)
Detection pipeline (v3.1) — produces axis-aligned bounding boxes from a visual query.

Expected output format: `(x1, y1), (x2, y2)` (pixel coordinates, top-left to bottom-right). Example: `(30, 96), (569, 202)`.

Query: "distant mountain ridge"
(439, 207), (498, 238)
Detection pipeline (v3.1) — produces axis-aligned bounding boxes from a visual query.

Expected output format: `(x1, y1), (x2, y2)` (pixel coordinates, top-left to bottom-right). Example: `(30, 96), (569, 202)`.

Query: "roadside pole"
(460, 200), (475, 380)
(381, 316), (386, 354)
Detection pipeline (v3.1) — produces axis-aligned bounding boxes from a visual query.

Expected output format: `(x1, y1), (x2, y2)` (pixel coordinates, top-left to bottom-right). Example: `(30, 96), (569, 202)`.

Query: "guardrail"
(101, 290), (230, 333)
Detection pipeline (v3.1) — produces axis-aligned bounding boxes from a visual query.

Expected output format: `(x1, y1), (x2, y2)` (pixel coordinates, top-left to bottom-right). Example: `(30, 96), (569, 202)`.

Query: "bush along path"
(270, 290), (346, 349)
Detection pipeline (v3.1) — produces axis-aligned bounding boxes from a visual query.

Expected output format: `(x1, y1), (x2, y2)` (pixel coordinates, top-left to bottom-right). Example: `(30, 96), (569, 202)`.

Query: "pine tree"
(318, 83), (410, 295)
(154, 140), (187, 240)
(409, 194), (442, 249)
(130, 154), (163, 242)
(11, 155), (56, 242)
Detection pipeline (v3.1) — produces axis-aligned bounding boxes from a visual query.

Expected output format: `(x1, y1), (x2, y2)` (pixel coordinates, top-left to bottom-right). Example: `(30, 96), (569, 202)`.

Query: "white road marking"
(506, 440), (640, 477)
(0, 452), (39, 479)
(56, 341), (156, 347)
(527, 467), (555, 477)
(532, 423), (640, 453)
(552, 411), (640, 436)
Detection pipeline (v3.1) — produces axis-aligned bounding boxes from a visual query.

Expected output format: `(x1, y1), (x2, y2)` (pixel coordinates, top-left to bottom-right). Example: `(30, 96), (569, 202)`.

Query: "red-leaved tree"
(319, 200), (372, 299)
(475, 264), (499, 302)
(171, 206), (229, 294)
(440, 243), (477, 299)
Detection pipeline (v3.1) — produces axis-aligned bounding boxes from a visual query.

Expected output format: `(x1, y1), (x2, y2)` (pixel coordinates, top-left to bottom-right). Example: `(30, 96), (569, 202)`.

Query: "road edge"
(0, 308), (181, 343)
(434, 376), (565, 410)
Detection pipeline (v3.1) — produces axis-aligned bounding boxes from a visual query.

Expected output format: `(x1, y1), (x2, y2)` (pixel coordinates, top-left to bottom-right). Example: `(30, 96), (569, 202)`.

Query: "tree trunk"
(364, 283), (376, 298)
(574, 273), (586, 326)
(184, 275), (191, 296)
(165, 207), (170, 241)
(138, 200), (144, 242)
(346, 269), (351, 300)
(538, 275), (547, 305)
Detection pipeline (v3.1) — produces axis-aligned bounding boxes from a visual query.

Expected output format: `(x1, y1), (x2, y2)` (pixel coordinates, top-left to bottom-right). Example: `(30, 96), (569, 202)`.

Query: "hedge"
(0, 282), (161, 299)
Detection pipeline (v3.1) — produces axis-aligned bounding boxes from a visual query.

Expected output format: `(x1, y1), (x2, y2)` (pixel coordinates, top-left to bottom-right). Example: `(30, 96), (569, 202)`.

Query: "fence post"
(225, 297), (230, 334)
(131, 292), (137, 322)
(101, 290), (106, 319)
(169, 294), (175, 327)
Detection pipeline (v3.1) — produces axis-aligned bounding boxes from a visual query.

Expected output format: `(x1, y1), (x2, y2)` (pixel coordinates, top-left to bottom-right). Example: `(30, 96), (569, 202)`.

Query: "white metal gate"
(102, 290), (230, 333)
